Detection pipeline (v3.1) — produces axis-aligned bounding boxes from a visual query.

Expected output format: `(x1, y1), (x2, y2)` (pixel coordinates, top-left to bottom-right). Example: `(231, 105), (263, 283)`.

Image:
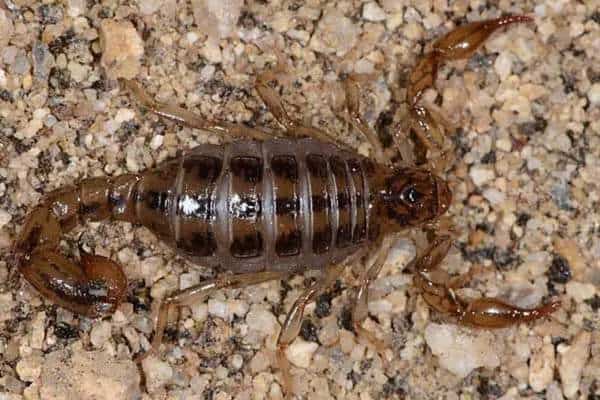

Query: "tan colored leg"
(144, 270), (292, 359)
(122, 79), (278, 140)
(407, 15), (533, 172)
(411, 235), (561, 328)
(339, 77), (390, 165)
(255, 70), (347, 146)
(276, 264), (345, 396)
(351, 238), (394, 359)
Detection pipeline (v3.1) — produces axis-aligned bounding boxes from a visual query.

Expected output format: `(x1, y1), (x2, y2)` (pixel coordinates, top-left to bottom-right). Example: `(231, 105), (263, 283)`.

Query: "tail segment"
(12, 175), (140, 317)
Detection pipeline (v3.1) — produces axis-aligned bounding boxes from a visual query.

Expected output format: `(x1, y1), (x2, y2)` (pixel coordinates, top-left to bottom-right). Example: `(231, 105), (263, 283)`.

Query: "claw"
(457, 297), (561, 328)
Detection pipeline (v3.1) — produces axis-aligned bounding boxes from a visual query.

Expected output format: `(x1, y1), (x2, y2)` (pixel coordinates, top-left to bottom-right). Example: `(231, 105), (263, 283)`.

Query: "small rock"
(142, 355), (173, 393)
(310, 9), (360, 56)
(191, 0), (243, 40)
(558, 331), (591, 398)
(424, 323), (500, 378)
(190, 374), (211, 394)
(529, 337), (555, 392)
(137, 0), (161, 15)
(208, 298), (230, 320)
(40, 345), (140, 399)
(362, 2), (386, 22)
(149, 135), (164, 150)
(546, 381), (564, 400)
(30, 312), (46, 350)
(114, 108), (135, 124)
(0, 10), (14, 49)
(0, 210), (11, 228)
(246, 307), (279, 337)
(67, 0), (86, 17)
(588, 83), (600, 106)
(565, 281), (596, 302)
(0, 292), (15, 322)
(16, 354), (43, 382)
(469, 166), (495, 187)
(285, 338), (318, 369)
(483, 188), (506, 206)
(201, 40), (222, 64)
(494, 52), (513, 80)
(32, 42), (54, 81)
(99, 20), (144, 79)
(90, 321), (112, 348)
(16, 118), (43, 140)
(229, 353), (243, 370)
(67, 61), (89, 83)
(249, 350), (270, 374)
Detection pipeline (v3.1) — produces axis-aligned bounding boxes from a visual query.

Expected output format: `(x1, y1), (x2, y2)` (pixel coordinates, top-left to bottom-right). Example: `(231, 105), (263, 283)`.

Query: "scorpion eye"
(400, 185), (422, 206)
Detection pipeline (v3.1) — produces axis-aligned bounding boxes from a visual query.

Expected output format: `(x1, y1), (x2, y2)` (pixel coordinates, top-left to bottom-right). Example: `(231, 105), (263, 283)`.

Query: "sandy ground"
(1, 0), (599, 399)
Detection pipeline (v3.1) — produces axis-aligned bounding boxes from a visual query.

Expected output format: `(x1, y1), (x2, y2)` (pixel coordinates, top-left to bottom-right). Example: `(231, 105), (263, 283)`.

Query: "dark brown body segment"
(162, 138), (379, 273)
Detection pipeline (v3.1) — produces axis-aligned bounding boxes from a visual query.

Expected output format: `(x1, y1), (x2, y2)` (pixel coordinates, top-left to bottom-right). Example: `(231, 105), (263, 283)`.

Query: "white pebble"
(362, 2), (386, 22)
(179, 271), (199, 290)
(285, 338), (318, 368)
(16, 355), (43, 382)
(191, 303), (208, 322)
(114, 108), (135, 124)
(529, 337), (555, 392)
(494, 52), (513, 80)
(202, 40), (222, 64)
(142, 356), (173, 393)
(41, 346), (140, 399)
(588, 83), (600, 106)
(90, 321), (112, 348)
(30, 312), (46, 350)
(424, 323), (500, 378)
(249, 351), (270, 374)
(229, 354), (243, 370)
(0, 209), (11, 228)
(246, 307), (279, 337)
(67, 0), (86, 17)
(559, 331), (591, 398)
(354, 58), (375, 74)
(229, 299), (249, 318)
(137, 0), (161, 15)
(68, 61), (89, 83)
(565, 281), (596, 302)
(100, 20), (145, 80)
(496, 137), (512, 152)
(483, 188), (506, 205)
(191, 0), (243, 39)
(200, 65), (216, 81)
(208, 298), (229, 320)
(309, 10), (360, 57)
(16, 118), (43, 139)
(469, 166), (495, 187)
(0, 292), (15, 322)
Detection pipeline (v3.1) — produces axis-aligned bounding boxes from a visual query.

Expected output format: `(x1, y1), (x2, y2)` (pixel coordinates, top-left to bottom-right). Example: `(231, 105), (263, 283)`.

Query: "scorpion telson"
(11, 14), (560, 396)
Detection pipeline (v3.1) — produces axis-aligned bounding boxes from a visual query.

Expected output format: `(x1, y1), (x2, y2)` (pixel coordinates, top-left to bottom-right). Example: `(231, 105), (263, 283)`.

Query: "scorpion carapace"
(11, 14), (560, 396)
(378, 168), (452, 231)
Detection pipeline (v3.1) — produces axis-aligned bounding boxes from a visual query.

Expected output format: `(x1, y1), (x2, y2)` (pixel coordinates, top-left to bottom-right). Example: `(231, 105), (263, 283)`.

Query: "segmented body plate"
(134, 138), (379, 273)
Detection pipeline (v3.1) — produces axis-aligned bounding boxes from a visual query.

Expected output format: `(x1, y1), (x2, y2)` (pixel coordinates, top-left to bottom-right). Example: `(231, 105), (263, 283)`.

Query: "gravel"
(1, 1), (598, 399)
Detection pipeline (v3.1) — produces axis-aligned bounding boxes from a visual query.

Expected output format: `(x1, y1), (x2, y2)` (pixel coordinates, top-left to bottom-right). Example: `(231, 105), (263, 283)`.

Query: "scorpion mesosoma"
(12, 15), (560, 394)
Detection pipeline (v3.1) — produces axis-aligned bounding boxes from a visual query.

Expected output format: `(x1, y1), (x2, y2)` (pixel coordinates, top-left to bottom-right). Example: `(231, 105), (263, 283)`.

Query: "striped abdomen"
(133, 138), (381, 273)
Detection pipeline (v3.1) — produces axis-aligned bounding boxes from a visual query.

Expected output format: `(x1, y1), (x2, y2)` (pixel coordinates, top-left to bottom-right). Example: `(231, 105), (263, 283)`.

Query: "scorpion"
(11, 15), (560, 395)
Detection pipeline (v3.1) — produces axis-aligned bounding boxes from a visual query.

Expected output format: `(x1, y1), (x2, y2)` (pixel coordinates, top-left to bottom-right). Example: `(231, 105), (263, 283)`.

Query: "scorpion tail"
(12, 175), (139, 317)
